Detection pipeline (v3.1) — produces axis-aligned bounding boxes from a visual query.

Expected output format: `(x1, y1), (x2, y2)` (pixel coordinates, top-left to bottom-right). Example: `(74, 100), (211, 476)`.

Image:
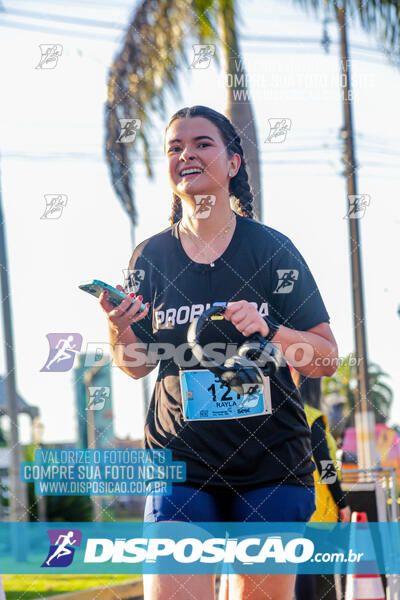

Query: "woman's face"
(165, 116), (240, 199)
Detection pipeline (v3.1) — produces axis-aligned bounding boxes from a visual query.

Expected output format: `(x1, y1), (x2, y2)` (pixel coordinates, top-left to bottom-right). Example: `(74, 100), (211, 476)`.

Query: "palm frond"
(292, 0), (399, 54)
(104, 0), (220, 225)
(322, 352), (395, 424)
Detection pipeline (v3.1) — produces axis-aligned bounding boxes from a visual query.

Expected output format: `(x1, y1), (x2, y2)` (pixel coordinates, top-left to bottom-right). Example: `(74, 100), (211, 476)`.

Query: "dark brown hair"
(165, 106), (255, 225)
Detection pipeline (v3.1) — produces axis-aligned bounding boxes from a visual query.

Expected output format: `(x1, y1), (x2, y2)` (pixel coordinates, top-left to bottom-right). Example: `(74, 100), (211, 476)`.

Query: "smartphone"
(78, 280), (147, 313)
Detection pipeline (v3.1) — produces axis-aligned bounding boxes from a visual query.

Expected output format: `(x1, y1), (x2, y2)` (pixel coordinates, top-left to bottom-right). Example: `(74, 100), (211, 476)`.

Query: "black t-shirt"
(125, 214), (330, 491)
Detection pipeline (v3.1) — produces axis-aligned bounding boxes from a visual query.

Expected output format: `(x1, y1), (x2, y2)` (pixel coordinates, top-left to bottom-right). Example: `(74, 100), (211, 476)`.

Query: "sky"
(0, 0), (399, 445)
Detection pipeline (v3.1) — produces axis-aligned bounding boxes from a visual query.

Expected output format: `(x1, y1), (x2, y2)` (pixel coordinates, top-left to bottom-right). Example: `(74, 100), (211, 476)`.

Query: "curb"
(30, 579), (143, 600)
(21, 574), (222, 599)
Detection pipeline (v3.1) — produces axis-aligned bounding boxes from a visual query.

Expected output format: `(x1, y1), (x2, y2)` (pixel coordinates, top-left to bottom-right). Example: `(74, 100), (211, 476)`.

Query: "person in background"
(291, 369), (351, 600)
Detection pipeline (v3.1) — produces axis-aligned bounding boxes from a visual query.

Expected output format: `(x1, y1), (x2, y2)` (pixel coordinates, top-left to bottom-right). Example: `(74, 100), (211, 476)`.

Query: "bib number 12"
(207, 379), (241, 403)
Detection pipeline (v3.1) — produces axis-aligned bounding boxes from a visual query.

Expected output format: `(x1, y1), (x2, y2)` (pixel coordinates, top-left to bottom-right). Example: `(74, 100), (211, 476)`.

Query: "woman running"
(99, 105), (339, 600)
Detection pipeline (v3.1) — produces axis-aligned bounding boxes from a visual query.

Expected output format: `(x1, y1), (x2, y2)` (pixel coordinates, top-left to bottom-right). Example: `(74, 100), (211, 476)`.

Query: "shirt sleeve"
(267, 235), (330, 331)
(123, 244), (156, 345)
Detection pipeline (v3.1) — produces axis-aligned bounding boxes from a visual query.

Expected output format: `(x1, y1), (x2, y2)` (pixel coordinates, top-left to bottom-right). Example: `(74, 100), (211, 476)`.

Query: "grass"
(2, 574), (140, 599)
(1, 513), (145, 597)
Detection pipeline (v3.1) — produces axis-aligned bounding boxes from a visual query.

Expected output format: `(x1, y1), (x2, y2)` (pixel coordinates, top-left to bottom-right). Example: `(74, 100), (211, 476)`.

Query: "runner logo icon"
(41, 529), (82, 568)
(40, 333), (82, 372)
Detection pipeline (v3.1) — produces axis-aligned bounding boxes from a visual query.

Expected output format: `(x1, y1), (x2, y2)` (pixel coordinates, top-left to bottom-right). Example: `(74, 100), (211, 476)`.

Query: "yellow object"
(304, 403), (340, 523)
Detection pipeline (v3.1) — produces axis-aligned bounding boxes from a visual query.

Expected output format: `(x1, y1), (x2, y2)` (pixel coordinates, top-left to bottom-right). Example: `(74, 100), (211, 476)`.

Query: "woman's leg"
(224, 484), (316, 600)
(218, 573), (296, 600)
(143, 572), (216, 600)
(143, 486), (221, 600)
(228, 573), (296, 600)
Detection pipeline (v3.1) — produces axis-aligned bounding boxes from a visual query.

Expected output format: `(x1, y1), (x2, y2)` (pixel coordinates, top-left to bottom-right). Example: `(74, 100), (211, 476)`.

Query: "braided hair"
(165, 106), (255, 225)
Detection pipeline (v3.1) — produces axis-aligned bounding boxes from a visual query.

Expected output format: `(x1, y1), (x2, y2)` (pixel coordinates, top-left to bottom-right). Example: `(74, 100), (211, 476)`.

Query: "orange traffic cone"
(345, 512), (385, 600)
(218, 573), (229, 600)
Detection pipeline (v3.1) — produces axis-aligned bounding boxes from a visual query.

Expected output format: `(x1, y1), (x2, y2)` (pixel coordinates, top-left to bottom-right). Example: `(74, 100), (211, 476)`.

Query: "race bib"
(179, 368), (272, 421)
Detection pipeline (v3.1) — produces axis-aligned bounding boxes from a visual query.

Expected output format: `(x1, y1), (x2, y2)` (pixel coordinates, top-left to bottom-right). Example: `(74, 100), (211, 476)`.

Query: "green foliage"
(24, 444), (38, 521)
(0, 482), (7, 508)
(292, 0), (400, 53)
(23, 444), (93, 522)
(105, 0), (223, 225)
(322, 353), (393, 426)
(0, 420), (6, 447)
(23, 443), (36, 462)
(3, 574), (139, 599)
(0, 421), (8, 507)
(45, 494), (93, 522)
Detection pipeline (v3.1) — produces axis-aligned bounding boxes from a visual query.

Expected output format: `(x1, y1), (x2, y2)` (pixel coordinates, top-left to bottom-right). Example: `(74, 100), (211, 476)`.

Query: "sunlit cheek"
(168, 161), (178, 182)
(207, 162), (227, 184)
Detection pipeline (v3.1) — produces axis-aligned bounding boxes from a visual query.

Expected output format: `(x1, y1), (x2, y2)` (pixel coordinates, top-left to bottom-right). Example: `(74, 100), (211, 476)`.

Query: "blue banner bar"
(0, 522), (399, 574)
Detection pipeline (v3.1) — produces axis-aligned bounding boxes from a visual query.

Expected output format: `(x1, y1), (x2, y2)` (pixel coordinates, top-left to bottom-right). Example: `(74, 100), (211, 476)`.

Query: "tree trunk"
(217, 5), (263, 222)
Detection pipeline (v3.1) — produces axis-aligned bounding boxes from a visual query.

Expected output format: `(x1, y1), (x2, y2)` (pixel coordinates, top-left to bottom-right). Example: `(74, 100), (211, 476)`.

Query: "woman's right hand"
(99, 284), (150, 336)
(339, 505), (351, 522)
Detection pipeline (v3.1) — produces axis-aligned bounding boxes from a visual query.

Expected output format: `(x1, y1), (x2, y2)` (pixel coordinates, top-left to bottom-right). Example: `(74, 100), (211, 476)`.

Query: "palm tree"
(104, 0), (264, 222)
(105, 0), (399, 229)
(293, 0), (399, 56)
(322, 353), (394, 428)
(105, 0), (222, 227)
(217, 1), (263, 220)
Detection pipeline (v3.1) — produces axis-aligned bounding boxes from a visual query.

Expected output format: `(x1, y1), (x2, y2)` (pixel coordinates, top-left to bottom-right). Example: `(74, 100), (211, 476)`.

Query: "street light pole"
(0, 156), (28, 522)
(32, 417), (46, 521)
(337, 2), (378, 472)
(0, 574), (5, 600)
(130, 224), (150, 414)
(84, 364), (104, 523)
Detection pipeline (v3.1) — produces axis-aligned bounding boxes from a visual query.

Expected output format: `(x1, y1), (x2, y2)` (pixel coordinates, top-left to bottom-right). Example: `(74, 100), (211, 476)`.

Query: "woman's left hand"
(224, 300), (269, 338)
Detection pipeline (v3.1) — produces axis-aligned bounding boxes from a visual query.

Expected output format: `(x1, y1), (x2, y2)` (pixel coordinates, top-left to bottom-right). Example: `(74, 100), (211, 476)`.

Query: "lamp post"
(0, 157), (28, 523)
(337, 2), (378, 473)
(32, 418), (46, 521)
(130, 224), (151, 414)
(83, 363), (104, 523)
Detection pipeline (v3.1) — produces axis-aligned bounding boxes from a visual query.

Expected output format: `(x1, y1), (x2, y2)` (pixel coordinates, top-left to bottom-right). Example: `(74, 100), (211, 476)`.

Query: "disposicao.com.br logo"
(86, 536), (315, 565)
(31, 522), (395, 575)
(41, 529), (82, 567)
(41, 530), (314, 567)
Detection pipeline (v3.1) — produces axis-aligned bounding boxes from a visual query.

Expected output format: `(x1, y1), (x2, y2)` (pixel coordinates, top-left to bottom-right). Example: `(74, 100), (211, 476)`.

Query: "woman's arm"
(267, 321), (338, 378)
(108, 323), (159, 380)
(224, 301), (338, 378)
(99, 285), (158, 380)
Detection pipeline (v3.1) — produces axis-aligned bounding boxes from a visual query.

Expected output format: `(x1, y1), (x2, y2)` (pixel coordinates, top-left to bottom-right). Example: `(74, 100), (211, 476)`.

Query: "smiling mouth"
(180, 172), (203, 179)
(179, 168), (205, 178)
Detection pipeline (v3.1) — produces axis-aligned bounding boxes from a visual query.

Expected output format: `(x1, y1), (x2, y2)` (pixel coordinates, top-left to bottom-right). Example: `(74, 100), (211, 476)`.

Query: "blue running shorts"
(144, 484), (316, 523)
